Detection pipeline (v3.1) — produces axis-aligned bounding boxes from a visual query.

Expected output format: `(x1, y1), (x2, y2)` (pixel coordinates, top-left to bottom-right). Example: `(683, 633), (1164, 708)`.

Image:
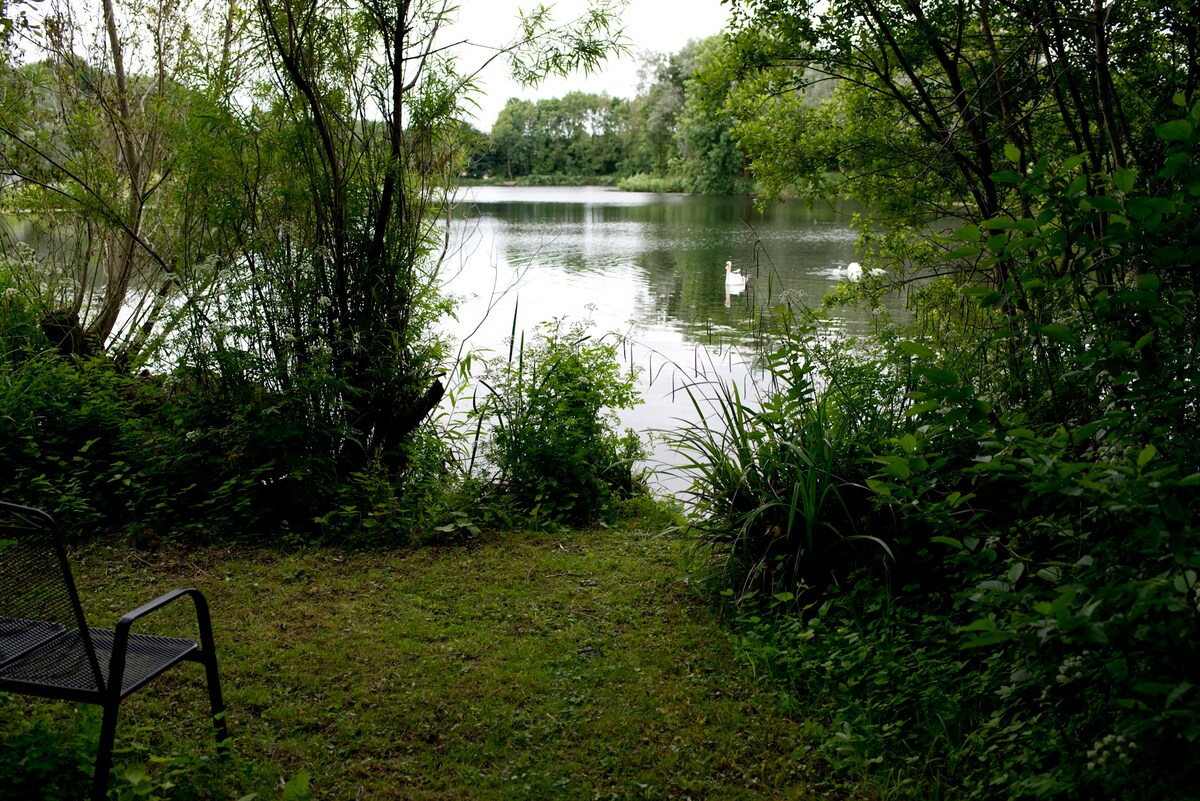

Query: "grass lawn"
(1, 527), (835, 800)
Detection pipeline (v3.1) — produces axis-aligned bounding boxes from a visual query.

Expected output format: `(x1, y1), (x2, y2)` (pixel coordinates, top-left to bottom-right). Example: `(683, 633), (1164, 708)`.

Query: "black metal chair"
(0, 502), (228, 800)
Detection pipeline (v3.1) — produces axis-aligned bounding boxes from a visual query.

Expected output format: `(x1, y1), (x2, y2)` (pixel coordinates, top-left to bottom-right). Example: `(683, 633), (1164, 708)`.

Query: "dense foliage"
(0, 0), (634, 542)
(474, 37), (751, 194)
(3, 0), (1199, 797)
(669, 1), (1200, 798)
(468, 319), (645, 527)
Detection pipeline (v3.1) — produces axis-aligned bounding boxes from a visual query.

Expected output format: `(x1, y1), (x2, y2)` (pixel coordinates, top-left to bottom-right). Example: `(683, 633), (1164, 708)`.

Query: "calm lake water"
(441, 186), (902, 490)
(6, 187), (899, 492)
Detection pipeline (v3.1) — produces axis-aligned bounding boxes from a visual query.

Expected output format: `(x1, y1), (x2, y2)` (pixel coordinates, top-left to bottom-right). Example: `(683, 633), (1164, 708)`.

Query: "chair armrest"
(107, 587), (218, 697)
(116, 588), (207, 633)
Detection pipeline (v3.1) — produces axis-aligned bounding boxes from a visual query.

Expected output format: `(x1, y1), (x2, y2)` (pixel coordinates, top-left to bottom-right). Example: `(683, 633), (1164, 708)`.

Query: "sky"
(444, 0), (733, 131)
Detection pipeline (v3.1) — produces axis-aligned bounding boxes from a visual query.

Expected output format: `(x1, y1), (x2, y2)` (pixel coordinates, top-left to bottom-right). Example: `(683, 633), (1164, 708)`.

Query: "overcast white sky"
(444, 0), (733, 131)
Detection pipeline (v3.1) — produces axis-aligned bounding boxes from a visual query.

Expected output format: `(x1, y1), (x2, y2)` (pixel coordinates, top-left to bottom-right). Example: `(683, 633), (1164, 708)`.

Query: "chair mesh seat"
(0, 616), (66, 666)
(0, 627), (198, 695)
(1, 501), (227, 801)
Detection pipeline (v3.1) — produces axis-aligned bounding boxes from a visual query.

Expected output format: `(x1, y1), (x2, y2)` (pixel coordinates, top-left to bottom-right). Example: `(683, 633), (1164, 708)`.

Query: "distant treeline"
(464, 37), (753, 194)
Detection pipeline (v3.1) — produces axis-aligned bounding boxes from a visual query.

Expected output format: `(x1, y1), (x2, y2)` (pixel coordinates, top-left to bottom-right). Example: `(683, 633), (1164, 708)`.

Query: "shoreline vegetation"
(458, 174), (693, 194)
(2, 0), (1197, 799)
(459, 172), (843, 196)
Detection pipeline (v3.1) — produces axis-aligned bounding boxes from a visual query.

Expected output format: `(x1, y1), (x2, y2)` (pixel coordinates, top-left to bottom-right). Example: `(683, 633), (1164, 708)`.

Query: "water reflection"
(444, 186), (903, 491)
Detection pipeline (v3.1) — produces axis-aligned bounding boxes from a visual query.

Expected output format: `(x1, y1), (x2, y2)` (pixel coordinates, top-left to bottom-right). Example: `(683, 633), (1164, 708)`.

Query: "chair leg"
(203, 652), (230, 755)
(92, 702), (120, 801)
(192, 592), (229, 755)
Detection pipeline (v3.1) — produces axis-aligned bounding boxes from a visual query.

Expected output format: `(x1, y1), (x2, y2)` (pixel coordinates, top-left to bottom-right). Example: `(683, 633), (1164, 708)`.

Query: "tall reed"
(669, 311), (895, 600)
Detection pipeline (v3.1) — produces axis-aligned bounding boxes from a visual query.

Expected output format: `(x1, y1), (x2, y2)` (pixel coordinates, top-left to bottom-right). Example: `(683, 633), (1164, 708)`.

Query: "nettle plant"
(865, 102), (1200, 798)
(468, 317), (645, 527)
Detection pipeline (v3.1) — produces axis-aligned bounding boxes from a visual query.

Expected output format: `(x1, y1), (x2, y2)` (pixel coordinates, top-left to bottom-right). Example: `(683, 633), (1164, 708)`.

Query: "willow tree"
(209, 0), (625, 499)
(0, 0), (243, 361)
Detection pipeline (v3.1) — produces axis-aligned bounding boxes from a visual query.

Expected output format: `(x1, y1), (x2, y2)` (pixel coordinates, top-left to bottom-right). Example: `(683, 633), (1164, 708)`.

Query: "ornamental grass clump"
(670, 310), (899, 601)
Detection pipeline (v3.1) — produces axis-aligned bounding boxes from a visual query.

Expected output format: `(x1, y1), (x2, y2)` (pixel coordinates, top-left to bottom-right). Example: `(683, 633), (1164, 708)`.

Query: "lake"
(6, 186), (899, 492)
(441, 186), (903, 491)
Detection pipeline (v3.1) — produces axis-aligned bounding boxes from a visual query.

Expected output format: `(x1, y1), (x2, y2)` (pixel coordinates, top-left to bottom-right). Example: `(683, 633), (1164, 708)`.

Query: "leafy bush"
(682, 104), (1200, 799)
(615, 173), (690, 193)
(469, 318), (646, 526)
(0, 247), (48, 359)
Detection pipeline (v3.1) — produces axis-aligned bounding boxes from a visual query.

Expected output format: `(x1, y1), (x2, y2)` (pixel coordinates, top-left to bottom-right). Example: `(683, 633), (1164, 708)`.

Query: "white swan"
(725, 260), (747, 287)
(845, 261), (863, 282)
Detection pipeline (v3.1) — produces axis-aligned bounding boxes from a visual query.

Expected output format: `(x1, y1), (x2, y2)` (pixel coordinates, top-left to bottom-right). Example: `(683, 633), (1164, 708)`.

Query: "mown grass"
(1, 527), (839, 800)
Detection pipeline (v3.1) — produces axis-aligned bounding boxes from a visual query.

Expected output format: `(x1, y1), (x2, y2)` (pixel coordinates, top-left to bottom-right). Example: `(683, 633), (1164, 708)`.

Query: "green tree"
(488, 91), (627, 177)
(197, 0), (628, 504)
(0, 0), (627, 535)
(723, 0), (1198, 242)
(620, 51), (685, 176)
(0, 0), (237, 361)
(490, 97), (538, 178)
(673, 36), (750, 194)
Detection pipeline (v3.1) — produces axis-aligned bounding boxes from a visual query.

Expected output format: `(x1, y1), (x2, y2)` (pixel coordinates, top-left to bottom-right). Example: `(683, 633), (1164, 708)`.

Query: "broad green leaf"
(1080, 195), (1122, 212)
(1137, 444), (1157, 467)
(1061, 154), (1087, 172)
(1136, 273), (1161, 291)
(1166, 682), (1193, 709)
(1003, 143), (1021, 163)
(899, 340), (937, 359)
(931, 536), (963, 550)
(961, 618), (997, 632)
(1156, 119), (1194, 141)
(1113, 167), (1136, 193)
(953, 224), (981, 243)
(905, 400), (941, 417)
(963, 630), (1014, 648)
(1037, 566), (1062, 583)
(1040, 323), (1077, 344)
(983, 217), (1018, 230)
(918, 366), (959, 385)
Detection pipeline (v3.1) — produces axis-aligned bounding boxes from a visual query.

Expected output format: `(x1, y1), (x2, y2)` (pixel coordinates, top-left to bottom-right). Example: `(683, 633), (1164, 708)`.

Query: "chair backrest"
(0, 502), (104, 688)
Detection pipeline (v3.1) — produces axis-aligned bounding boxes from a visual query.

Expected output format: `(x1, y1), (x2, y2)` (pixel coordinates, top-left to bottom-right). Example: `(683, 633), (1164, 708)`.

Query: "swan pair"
(844, 262), (886, 282)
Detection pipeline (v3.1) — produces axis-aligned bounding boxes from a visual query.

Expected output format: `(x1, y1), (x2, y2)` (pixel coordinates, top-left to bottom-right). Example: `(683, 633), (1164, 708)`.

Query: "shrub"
(469, 317), (646, 526)
(681, 103), (1200, 800)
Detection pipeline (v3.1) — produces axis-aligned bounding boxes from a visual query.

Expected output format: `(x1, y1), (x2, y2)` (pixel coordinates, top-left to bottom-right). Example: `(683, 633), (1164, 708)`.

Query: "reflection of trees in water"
(460, 188), (904, 350)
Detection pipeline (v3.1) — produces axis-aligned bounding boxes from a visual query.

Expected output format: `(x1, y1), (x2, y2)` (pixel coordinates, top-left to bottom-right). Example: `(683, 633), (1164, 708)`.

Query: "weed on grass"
(1, 529), (839, 800)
